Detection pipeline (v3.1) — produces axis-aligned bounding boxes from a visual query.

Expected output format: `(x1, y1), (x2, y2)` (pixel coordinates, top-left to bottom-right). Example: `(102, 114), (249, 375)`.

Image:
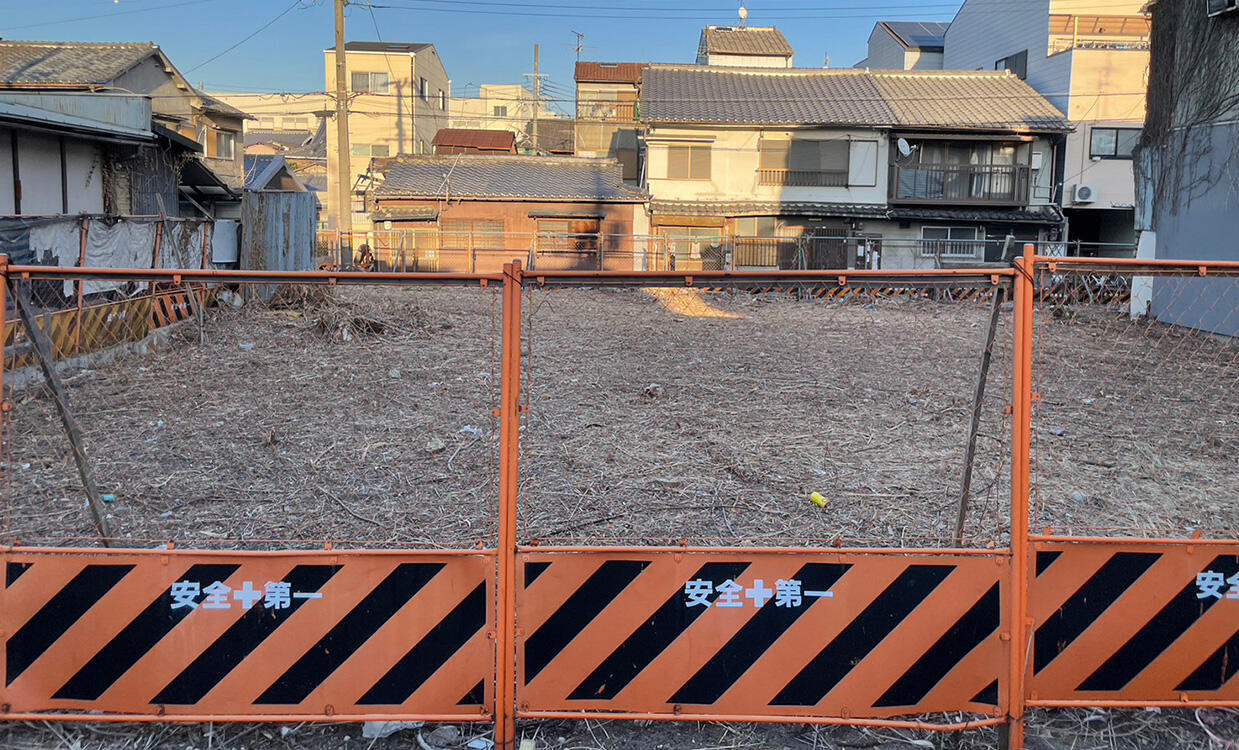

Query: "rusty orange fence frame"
(1, 249), (1238, 750)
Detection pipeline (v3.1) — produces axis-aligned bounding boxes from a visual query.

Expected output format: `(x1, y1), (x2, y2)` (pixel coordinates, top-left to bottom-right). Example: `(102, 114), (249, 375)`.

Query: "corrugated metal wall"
(240, 191), (316, 273)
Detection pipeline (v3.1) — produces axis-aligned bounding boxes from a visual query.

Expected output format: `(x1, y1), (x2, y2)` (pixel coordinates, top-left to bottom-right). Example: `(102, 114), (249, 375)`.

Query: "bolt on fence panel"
(1029, 262), (1239, 538)
(516, 272), (1016, 549)
(2, 271), (503, 551)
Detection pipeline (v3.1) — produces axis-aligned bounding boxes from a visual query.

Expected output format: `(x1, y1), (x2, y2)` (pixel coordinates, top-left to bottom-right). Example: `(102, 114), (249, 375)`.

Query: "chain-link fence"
(3, 271), (500, 550)
(1031, 261), (1239, 538)
(516, 271), (1015, 548)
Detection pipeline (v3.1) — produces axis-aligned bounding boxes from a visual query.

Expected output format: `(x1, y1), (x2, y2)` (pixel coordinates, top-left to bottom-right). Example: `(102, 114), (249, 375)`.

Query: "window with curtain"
(350, 72), (389, 94)
(758, 139), (849, 185)
(667, 145), (711, 180)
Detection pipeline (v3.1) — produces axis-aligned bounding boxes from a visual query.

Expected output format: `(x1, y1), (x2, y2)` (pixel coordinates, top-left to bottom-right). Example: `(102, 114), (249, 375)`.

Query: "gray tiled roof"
(699, 26), (793, 57)
(888, 205), (1064, 224)
(0, 41), (156, 86)
(375, 155), (646, 202)
(198, 91), (251, 120)
(641, 66), (1072, 132)
(651, 199), (1063, 225)
(653, 200), (888, 219)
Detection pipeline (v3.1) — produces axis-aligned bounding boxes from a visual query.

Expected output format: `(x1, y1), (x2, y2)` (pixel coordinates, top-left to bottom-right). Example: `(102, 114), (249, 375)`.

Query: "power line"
(185, 0), (310, 74)
(1, 0), (214, 32)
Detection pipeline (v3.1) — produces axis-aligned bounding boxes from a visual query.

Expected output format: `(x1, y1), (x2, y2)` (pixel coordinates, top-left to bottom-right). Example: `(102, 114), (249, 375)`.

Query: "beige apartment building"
(324, 41), (451, 229)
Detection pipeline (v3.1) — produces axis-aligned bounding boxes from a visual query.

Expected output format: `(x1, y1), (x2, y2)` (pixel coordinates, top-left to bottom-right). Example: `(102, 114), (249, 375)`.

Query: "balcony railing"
(757, 168), (849, 187)
(890, 164), (1031, 206)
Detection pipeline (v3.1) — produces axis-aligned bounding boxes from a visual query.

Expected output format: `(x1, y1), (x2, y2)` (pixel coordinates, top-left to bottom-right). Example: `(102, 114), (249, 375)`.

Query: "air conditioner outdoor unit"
(1074, 184), (1098, 204)
(1208, 0), (1239, 17)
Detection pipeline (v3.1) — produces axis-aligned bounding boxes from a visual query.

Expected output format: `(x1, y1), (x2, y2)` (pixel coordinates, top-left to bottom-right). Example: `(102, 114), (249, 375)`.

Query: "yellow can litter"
(809, 492), (828, 508)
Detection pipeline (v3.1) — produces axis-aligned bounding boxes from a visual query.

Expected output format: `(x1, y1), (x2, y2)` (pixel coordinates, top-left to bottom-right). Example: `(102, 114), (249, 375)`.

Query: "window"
(537, 218), (601, 253)
(667, 144), (711, 180)
(758, 138), (849, 186)
(419, 77), (429, 101)
(282, 116), (308, 130)
(438, 89), (446, 110)
(920, 226), (980, 258)
(441, 219), (504, 250)
(215, 131), (235, 160)
(256, 116), (276, 129)
(350, 72), (389, 94)
(493, 105), (508, 118)
(1090, 127), (1141, 159)
(351, 143), (391, 157)
(995, 50), (1029, 80)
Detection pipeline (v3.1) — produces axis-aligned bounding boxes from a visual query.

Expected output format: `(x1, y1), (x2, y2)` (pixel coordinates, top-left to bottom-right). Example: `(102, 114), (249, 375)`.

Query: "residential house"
(941, 0), (1150, 252)
(856, 22), (949, 70)
(639, 65), (1071, 269)
(432, 128), (516, 155)
(695, 26), (794, 68)
(574, 62), (644, 181)
(324, 41), (451, 230)
(365, 155), (648, 272)
(0, 91), (156, 216)
(1132, 0), (1239, 335)
(0, 41), (248, 217)
(448, 83), (561, 151)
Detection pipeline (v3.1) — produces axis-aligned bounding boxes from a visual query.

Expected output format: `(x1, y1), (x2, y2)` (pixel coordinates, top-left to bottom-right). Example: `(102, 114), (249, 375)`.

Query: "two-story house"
(574, 62), (644, 182)
(0, 41), (248, 217)
(639, 65), (1071, 269)
(324, 41), (451, 229)
(941, 0), (1150, 253)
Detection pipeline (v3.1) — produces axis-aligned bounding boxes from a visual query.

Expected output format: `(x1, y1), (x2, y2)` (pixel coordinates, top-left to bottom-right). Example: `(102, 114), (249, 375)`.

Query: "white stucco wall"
(0, 128), (13, 214)
(65, 139), (104, 214)
(18, 133), (62, 215)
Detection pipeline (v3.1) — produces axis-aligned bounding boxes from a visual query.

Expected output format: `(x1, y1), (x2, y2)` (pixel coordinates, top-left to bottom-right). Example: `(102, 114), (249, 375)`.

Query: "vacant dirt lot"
(5, 284), (1235, 547)
(2, 284), (1236, 749)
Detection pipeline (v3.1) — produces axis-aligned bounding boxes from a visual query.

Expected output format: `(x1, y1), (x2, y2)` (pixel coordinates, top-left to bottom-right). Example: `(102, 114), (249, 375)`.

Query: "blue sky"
(1, 0), (963, 114)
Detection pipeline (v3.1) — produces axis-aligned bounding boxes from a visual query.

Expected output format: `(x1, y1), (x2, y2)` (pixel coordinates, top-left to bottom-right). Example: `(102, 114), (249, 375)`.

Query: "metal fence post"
(1006, 247), (1035, 750)
(495, 260), (523, 749)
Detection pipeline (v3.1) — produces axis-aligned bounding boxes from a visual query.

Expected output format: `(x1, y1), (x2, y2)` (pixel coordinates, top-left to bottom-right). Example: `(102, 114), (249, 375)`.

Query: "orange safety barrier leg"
(494, 260), (523, 749)
(1005, 248), (1036, 750)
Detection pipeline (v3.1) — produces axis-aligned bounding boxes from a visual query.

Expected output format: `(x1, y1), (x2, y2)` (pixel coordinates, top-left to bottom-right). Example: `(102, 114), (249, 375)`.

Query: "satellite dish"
(896, 138), (913, 158)
(738, 5), (748, 21)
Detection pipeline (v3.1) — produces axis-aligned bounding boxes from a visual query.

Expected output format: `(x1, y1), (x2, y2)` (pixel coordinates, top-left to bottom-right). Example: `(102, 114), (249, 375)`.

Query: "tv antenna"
(571, 30), (585, 61)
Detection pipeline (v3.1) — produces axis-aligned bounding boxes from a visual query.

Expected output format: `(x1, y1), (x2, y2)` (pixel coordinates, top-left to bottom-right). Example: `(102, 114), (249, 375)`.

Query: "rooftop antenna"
(738, 1), (748, 26)
(571, 30), (585, 61)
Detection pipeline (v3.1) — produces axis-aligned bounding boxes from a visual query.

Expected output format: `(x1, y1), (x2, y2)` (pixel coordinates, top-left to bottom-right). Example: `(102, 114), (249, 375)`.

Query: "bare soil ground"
(7, 285), (1234, 547)
(2, 284), (1236, 748)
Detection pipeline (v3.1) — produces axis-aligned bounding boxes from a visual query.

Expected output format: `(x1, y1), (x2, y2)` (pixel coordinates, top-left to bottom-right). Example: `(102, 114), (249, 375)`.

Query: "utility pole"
(532, 44), (541, 155)
(333, 0), (353, 239)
